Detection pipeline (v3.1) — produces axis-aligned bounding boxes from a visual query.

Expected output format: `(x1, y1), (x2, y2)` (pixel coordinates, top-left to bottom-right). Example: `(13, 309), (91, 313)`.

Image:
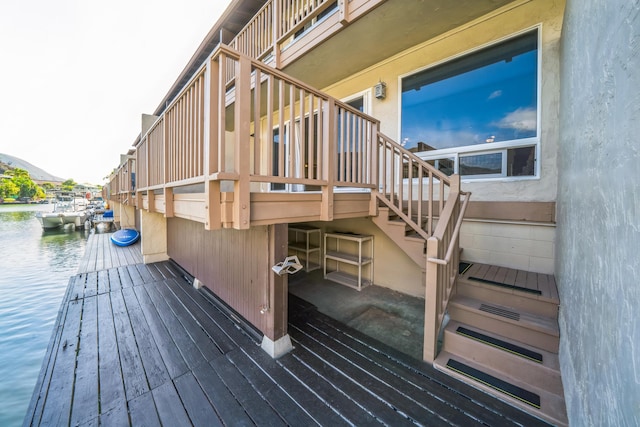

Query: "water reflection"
(0, 204), (88, 426)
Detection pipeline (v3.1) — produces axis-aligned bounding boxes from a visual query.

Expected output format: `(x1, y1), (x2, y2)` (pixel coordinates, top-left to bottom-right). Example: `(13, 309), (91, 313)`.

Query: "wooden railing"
(377, 132), (451, 239)
(108, 156), (136, 205)
(424, 186), (471, 363)
(230, 1), (275, 61)
(133, 44), (377, 228)
(375, 132), (471, 363)
(227, 0), (346, 75)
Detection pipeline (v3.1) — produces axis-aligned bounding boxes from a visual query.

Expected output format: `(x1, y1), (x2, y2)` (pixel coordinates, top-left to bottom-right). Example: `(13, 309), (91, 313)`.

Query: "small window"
(401, 30), (539, 179)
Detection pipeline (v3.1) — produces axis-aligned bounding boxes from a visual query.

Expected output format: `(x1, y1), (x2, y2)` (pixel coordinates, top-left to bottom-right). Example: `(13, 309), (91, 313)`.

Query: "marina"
(23, 230), (549, 426)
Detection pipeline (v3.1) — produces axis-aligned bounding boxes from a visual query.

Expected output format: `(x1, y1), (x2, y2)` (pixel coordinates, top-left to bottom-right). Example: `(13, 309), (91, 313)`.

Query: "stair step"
(457, 277), (559, 319)
(442, 321), (562, 393)
(448, 296), (559, 353)
(434, 352), (568, 426)
(456, 325), (543, 363)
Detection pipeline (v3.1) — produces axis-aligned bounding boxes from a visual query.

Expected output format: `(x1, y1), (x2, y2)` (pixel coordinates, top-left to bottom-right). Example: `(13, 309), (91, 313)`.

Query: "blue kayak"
(110, 229), (140, 247)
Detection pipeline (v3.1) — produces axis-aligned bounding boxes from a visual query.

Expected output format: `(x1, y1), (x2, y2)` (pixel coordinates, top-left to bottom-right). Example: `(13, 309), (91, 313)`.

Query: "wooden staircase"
(371, 202), (567, 425)
(434, 263), (567, 426)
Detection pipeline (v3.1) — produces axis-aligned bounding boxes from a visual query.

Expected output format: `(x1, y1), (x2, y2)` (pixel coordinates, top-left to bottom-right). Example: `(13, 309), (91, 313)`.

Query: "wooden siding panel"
(167, 218), (273, 335)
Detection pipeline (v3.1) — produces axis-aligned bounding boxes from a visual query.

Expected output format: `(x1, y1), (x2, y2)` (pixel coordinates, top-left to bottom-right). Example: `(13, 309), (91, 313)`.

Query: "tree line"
(0, 168), (78, 202)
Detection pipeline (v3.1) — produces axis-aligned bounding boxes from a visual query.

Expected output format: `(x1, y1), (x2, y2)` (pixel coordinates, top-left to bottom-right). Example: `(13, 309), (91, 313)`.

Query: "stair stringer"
(371, 206), (426, 268)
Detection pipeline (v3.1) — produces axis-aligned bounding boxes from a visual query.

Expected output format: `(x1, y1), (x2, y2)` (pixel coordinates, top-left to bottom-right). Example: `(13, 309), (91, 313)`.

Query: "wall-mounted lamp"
(374, 81), (386, 99)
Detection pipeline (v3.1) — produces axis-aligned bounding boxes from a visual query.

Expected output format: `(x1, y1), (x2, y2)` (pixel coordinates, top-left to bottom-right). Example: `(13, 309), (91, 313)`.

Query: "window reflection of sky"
(401, 49), (537, 150)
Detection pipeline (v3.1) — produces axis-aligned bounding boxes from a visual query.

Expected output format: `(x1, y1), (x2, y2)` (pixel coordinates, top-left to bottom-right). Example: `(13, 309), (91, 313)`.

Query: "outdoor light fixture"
(374, 81), (386, 99)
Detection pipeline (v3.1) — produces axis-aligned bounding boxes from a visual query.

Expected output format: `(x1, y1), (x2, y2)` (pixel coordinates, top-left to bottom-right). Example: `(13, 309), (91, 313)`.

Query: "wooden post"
(424, 236), (440, 364)
(234, 55), (252, 229)
(261, 223), (292, 358)
(321, 100), (336, 221)
(164, 187), (174, 218)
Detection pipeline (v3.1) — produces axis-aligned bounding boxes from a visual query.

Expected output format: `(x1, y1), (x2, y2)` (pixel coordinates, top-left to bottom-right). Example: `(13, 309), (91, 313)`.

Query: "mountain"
(0, 153), (65, 183)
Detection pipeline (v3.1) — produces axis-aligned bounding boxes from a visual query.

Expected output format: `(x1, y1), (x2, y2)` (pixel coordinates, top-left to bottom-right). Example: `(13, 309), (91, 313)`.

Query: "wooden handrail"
(427, 191), (471, 265)
(376, 132), (453, 239)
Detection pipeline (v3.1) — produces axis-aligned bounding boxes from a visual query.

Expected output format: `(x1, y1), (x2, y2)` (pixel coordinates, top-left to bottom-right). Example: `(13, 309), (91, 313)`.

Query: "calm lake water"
(0, 204), (89, 426)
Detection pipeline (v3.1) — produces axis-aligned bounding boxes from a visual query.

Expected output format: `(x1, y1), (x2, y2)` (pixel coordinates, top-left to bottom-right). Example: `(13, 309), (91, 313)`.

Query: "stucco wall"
(557, 0), (640, 425)
(323, 0), (564, 203)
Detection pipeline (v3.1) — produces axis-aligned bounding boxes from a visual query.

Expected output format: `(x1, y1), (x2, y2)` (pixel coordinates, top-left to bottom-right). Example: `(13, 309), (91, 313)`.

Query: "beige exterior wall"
(460, 220), (556, 274)
(308, 218), (425, 298)
(317, 0), (563, 276)
(323, 0), (564, 203)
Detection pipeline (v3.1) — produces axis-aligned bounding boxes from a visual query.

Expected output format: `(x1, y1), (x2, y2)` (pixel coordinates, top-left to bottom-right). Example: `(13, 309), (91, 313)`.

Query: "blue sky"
(0, 0), (231, 184)
(401, 50), (537, 150)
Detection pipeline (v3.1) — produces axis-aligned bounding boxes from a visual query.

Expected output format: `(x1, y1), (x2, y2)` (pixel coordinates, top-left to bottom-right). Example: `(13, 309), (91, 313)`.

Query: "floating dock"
(24, 232), (550, 426)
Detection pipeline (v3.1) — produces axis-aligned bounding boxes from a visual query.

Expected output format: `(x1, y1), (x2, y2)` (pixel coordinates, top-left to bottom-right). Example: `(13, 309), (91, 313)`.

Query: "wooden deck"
(24, 233), (550, 426)
(460, 261), (559, 302)
(77, 232), (142, 273)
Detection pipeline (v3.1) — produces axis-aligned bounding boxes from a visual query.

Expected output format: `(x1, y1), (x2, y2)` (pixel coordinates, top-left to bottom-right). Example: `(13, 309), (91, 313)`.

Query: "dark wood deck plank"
(85, 271), (98, 298)
(96, 293), (126, 414)
(126, 264), (144, 285)
(24, 276), (77, 427)
(136, 263), (156, 284)
(286, 333), (416, 426)
(302, 317), (509, 426)
(164, 278), (239, 354)
(152, 382), (193, 426)
(142, 283), (208, 369)
(97, 269), (109, 295)
(110, 289), (150, 401)
(107, 268), (122, 292)
(128, 391), (161, 427)
(154, 279), (222, 361)
(121, 287), (171, 389)
(208, 355), (285, 426)
(132, 285), (190, 379)
(306, 311), (550, 426)
(277, 349), (380, 426)
(38, 299), (82, 426)
(225, 348), (318, 426)
(174, 372), (224, 427)
(289, 322), (472, 426)
(98, 401), (129, 426)
(117, 265), (134, 289)
(191, 362), (255, 426)
(241, 342), (348, 426)
(70, 296), (99, 427)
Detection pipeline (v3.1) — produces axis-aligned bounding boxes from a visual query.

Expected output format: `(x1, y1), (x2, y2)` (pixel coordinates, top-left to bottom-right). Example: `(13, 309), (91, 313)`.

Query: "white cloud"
(495, 107), (537, 132)
(488, 90), (502, 100)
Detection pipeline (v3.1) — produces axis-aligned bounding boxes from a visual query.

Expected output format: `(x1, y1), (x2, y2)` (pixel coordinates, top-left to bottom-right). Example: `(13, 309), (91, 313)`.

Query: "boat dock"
(24, 232), (550, 426)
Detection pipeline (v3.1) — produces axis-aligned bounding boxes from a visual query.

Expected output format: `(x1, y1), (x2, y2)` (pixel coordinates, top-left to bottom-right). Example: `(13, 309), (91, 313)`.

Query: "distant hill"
(0, 153), (65, 183)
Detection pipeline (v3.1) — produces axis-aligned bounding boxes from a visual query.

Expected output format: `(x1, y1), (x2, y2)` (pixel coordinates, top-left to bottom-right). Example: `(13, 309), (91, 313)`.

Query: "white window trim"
(397, 24), (543, 182)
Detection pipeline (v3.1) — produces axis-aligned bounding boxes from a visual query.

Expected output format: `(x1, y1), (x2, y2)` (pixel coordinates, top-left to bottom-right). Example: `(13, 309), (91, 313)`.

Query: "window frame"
(397, 25), (543, 182)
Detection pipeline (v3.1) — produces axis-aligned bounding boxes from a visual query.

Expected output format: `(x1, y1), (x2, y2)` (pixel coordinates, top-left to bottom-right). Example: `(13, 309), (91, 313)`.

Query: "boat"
(110, 228), (140, 247)
(36, 198), (91, 230)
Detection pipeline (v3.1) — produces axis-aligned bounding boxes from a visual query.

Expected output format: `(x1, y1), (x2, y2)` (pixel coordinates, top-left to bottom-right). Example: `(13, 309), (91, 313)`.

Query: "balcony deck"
(24, 232), (550, 426)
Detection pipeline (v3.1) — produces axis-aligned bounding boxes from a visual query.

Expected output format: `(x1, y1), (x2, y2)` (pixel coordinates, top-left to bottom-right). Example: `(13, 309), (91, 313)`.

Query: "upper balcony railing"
(133, 44), (377, 228)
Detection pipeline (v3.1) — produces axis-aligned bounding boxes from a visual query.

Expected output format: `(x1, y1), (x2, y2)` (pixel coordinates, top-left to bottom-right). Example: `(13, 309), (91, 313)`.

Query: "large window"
(401, 29), (539, 179)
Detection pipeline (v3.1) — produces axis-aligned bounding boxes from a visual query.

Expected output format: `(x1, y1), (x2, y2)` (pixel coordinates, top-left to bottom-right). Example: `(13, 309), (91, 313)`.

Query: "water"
(0, 205), (88, 426)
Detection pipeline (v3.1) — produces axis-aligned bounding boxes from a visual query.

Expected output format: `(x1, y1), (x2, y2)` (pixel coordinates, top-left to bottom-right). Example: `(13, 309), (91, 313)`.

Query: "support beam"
(140, 209), (169, 264)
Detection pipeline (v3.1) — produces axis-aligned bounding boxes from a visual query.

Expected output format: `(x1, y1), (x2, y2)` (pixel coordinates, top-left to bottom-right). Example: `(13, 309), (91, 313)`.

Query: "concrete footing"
(261, 334), (293, 359)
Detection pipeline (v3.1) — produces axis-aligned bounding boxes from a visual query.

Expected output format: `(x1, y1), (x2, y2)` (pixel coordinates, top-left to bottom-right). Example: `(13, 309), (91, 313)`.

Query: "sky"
(0, 0), (232, 185)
